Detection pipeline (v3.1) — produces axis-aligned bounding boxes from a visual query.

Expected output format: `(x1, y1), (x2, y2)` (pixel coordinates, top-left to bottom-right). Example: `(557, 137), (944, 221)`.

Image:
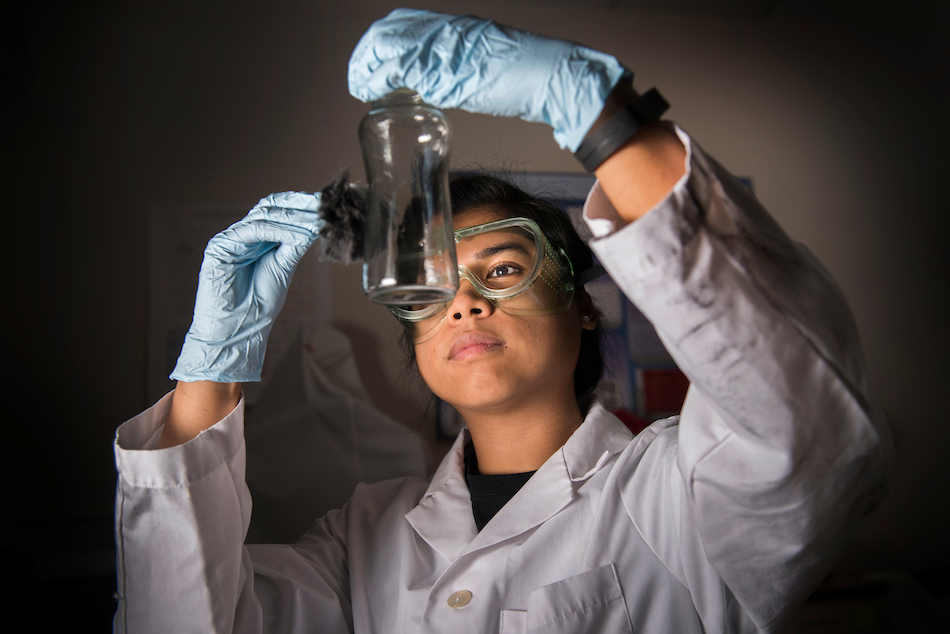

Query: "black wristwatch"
(574, 88), (670, 172)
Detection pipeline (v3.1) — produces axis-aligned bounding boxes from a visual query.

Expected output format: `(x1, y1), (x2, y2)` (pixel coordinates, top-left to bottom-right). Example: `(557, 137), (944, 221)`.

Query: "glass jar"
(359, 88), (458, 305)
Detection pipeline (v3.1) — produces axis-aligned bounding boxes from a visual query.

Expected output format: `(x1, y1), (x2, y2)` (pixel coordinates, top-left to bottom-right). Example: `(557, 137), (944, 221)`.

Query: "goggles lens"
(389, 218), (575, 343)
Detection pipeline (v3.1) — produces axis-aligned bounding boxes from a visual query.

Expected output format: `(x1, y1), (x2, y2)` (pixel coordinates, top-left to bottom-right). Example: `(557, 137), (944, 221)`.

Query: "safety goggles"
(390, 217), (602, 343)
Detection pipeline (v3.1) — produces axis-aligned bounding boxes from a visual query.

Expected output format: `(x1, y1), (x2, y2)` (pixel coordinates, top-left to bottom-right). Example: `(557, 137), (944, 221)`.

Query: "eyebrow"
(471, 241), (532, 262)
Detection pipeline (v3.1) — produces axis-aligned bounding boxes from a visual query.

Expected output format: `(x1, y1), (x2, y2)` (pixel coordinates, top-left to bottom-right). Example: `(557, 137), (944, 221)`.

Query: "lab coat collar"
(405, 430), (480, 562)
(561, 402), (634, 482)
(405, 402), (633, 562)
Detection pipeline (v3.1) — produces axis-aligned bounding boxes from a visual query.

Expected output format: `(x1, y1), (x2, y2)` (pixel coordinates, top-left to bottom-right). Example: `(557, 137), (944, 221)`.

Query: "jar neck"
(371, 88), (423, 109)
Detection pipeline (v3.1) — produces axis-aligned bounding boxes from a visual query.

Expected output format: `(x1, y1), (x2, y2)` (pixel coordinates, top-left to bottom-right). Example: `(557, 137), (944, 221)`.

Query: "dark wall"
(3, 0), (948, 630)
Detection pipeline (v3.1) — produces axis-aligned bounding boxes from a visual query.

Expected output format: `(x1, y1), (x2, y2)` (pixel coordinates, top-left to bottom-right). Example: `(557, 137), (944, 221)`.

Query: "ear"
(575, 291), (598, 331)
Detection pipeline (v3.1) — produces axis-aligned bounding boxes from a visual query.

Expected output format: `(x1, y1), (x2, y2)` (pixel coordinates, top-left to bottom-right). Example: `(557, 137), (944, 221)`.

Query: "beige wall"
(7, 0), (947, 576)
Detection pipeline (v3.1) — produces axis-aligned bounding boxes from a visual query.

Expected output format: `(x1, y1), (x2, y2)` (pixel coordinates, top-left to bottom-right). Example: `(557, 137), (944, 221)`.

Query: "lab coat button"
(447, 590), (472, 608)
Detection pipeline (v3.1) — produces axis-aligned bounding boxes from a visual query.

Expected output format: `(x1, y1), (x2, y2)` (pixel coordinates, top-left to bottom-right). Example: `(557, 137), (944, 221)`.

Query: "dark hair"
(400, 172), (605, 401)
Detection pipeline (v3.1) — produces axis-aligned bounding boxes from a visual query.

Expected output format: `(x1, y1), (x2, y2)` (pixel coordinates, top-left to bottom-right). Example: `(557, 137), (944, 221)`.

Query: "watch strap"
(574, 88), (670, 172)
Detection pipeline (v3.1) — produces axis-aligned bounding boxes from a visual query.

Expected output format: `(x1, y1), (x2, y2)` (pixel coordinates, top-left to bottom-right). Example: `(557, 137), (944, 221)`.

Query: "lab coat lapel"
(468, 404), (634, 553)
(405, 430), (478, 562)
(561, 403), (634, 482)
(465, 448), (574, 551)
(405, 405), (634, 561)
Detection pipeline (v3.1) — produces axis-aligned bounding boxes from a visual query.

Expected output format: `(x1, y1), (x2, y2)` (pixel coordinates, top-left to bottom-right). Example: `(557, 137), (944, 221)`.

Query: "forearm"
(159, 380), (243, 448)
(589, 82), (687, 223)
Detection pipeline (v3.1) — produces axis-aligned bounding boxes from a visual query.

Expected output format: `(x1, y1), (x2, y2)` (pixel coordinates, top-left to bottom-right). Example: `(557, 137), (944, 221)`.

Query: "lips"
(448, 331), (505, 361)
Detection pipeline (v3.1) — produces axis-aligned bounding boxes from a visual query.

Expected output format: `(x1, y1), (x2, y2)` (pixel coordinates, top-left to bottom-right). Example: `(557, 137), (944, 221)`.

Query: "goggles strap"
(576, 264), (607, 286)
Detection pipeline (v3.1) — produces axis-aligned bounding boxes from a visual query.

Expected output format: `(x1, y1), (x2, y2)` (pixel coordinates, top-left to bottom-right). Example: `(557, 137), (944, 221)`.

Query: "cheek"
(542, 317), (584, 372)
(414, 343), (443, 391)
(536, 313), (579, 346)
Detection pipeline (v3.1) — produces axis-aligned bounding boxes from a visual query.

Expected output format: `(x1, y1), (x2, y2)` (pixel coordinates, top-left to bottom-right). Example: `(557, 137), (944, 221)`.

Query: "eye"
(486, 263), (522, 279)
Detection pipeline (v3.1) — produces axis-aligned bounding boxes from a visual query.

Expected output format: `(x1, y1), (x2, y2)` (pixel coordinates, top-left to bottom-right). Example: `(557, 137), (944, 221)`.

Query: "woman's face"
(414, 207), (595, 417)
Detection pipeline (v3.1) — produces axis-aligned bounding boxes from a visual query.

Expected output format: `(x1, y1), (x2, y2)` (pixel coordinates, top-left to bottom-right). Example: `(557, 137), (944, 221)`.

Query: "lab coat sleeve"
(585, 125), (894, 632)
(113, 391), (353, 634)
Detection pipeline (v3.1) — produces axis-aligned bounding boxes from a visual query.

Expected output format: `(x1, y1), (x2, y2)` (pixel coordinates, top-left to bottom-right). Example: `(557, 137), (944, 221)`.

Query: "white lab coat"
(113, 126), (893, 634)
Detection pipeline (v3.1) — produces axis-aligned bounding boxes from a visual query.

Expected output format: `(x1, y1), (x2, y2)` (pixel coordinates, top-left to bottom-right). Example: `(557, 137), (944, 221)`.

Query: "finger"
(241, 192), (322, 224)
(254, 191), (322, 213)
(259, 242), (311, 284)
(224, 192), (324, 244)
(206, 215), (319, 265)
(236, 206), (322, 238)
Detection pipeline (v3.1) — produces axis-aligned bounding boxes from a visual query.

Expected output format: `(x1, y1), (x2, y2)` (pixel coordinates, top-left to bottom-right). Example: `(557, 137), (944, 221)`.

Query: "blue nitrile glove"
(348, 8), (631, 152)
(170, 192), (323, 383)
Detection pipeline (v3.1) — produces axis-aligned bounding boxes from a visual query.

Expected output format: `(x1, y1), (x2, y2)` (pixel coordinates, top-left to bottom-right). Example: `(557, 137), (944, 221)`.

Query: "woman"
(113, 9), (892, 633)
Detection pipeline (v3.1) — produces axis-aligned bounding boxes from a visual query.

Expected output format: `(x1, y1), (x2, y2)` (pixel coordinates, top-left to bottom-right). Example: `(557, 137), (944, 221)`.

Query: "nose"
(447, 278), (494, 323)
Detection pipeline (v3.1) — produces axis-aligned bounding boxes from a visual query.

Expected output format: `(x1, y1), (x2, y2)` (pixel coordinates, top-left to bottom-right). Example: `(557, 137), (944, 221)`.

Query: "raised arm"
(585, 126), (894, 629)
(114, 190), (359, 633)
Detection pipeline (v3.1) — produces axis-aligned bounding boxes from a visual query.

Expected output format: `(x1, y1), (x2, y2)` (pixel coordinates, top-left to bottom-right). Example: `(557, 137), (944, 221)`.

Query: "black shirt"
(464, 443), (536, 532)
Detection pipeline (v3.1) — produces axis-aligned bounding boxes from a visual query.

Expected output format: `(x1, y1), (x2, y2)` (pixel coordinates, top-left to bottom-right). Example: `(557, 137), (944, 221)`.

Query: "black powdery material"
(317, 171), (367, 263)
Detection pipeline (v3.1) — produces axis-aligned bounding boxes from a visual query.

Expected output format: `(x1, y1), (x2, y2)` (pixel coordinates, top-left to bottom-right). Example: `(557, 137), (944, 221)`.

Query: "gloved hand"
(170, 192), (323, 384)
(348, 8), (630, 152)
